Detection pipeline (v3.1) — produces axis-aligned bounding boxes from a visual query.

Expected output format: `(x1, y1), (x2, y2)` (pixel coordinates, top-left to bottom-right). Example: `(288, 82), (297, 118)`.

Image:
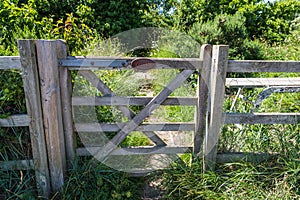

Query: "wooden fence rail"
(0, 39), (299, 197)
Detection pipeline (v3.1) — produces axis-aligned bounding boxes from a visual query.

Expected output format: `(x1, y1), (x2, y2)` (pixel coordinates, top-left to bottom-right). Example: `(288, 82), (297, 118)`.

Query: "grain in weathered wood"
(94, 69), (194, 161)
(216, 152), (276, 163)
(204, 45), (229, 171)
(60, 57), (203, 70)
(227, 60), (300, 72)
(194, 44), (211, 155)
(226, 78), (300, 87)
(60, 58), (130, 69)
(0, 56), (21, 69)
(0, 114), (29, 127)
(79, 70), (166, 146)
(72, 96), (197, 106)
(75, 122), (195, 132)
(18, 40), (50, 197)
(76, 146), (192, 156)
(74, 113), (298, 128)
(225, 113), (299, 124)
(36, 40), (66, 192)
(0, 159), (34, 170)
(58, 41), (76, 164)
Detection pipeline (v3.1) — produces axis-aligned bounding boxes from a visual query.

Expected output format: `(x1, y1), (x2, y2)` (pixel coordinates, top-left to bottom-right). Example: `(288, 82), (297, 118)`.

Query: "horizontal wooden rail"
(1, 57), (300, 72)
(225, 113), (299, 124)
(76, 146), (192, 156)
(75, 114), (298, 133)
(59, 57), (203, 70)
(226, 78), (300, 87)
(59, 58), (300, 72)
(0, 56), (21, 69)
(227, 60), (300, 72)
(75, 122), (195, 132)
(72, 96), (197, 106)
(0, 114), (29, 127)
(1, 113), (296, 128)
(0, 159), (34, 170)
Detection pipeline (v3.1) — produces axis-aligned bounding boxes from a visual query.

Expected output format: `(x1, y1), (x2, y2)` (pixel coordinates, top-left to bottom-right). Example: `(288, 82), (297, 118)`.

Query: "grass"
(56, 158), (144, 200)
(1, 37), (299, 199)
(0, 127), (36, 199)
(0, 170), (37, 199)
(161, 158), (300, 199)
(1, 69), (299, 199)
(148, 67), (300, 199)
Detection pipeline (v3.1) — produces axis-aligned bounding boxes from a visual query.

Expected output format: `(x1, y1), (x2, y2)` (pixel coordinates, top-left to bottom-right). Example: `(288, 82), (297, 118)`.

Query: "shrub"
(189, 13), (264, 60)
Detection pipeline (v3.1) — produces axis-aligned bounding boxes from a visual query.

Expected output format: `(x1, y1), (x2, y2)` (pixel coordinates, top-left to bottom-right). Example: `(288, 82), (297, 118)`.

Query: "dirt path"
(136, 75), (191, 199)
(141, 177), (165, 200)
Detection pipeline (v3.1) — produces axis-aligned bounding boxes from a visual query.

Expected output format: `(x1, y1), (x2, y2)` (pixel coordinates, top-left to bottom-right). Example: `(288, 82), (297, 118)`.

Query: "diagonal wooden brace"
(94, 69), (195, 161)
(79, 70), (166, 146)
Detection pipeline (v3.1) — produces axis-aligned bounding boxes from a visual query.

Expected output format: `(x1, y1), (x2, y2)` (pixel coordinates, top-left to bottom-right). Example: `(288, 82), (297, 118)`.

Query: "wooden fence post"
(204, 45), (229, 171)
(58, 41), (76, 164)
(18, 40), (51, 197)
(194, 44), (212, 155)
(35, 40), (67, 192)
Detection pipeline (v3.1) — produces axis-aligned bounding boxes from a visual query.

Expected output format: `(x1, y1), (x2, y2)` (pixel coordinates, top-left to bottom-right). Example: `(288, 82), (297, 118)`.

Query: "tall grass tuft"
(161, 157), (300, 199)
(58, 158), (144, 200)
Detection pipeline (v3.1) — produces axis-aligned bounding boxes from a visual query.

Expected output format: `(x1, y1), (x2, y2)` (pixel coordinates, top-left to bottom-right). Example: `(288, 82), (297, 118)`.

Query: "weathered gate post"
(58, 41), (76, 164)
(35, 40), (67, 192)
(194, 44), (212, 156)
(204, 45), (229, 171)
(19, 40), (69, 196)
(18, 40), (51, 197)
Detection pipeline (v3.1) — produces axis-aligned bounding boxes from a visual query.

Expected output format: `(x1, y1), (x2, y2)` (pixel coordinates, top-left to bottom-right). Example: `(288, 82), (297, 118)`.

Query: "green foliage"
(0, 0), (38, 53)
(0, 0), (154, 55)
(60, 159), (143, 200)
(149, 69), (196, 123)
(0, 127), (31, 161)
(141, 0), (178, 27)
(162, 158), (300, 199)
(171, 0), (264, 31)
(0, 127), (34, 198)
(0, 170), (37, 199)
(172, 0), (300, 44)
(50, 13), (97, 54)
(0, 70), (25, 116)
(32, 0), (152, 38)
(239, 0), (300, 43)
(121, 132), (152, 147)
(262, 28), (300, 60)
(189, 13), (264, 59)
(221, 84), (300, 153)
(151, 29), (201, 58)
(0, 0), (299, 199)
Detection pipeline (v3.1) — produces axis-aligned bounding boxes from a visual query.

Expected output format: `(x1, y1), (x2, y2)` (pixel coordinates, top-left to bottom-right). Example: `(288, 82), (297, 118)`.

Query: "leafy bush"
(32, 0), (152, 38)
(262, 29), (300, 60)
(189, 13), (264, 60)
(0, 70), (25, 116)
(50, 13), (97, 55)
(173, 0), (300, 44)
(239, 0), (300, 43)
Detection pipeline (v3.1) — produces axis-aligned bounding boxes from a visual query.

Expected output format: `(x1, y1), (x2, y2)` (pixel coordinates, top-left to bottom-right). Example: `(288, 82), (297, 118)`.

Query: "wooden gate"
(17, 40), (227, 197)
(57, 43), (221, 170)
(13, 39), (299, 197)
